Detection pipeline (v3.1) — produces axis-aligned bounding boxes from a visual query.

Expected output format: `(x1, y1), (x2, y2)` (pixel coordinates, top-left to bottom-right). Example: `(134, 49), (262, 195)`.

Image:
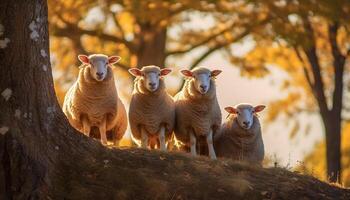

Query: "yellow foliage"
(117, 12), (135, 34)
(298, 123), (350, 187)
(243, 45), (303, 73)
(265, 92), (301, 122)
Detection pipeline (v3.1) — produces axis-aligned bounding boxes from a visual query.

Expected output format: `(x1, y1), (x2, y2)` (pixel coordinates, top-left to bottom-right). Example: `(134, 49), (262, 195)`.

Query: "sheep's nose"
(96, 72), (103, 77)
(243, 121), (249, 126)
(200, 85), (207, 90)
(149, 82), (156, 87)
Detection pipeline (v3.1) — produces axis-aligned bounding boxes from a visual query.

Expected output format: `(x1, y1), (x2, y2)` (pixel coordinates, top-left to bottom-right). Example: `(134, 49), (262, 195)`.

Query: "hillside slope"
(49, 147), (350, 200)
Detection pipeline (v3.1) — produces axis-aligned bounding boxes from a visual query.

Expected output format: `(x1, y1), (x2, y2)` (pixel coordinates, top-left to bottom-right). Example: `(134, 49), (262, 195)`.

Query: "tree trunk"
(303, 28), (344, 183)
(0, 1), (349, 199)
(0, 0), (57, 198)
(326, 22), (345, 183)
(135, 24), (167, 67)
(323, 117), (342, 183)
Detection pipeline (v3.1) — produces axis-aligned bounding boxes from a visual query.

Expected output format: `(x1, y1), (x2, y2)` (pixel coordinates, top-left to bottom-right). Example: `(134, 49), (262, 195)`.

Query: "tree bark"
(0, 0), (58, 198)
(0, 1), (350, 199)
(324, 117), (342, 183)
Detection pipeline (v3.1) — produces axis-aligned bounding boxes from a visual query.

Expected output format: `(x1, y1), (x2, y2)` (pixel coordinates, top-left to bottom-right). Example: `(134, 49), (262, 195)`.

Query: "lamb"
(214, 104), (266, 165)
(128, 66), (175, 151)
(62, 54), (127, 146)
(174, 67), (222, 159)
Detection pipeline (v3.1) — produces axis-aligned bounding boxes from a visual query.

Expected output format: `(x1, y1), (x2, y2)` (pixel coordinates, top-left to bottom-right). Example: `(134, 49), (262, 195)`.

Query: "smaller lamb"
(63, 54), (127, 146)
(174, 67), (222, 159)
(214, 104), (266, 165)
(128, 66), (175, 151)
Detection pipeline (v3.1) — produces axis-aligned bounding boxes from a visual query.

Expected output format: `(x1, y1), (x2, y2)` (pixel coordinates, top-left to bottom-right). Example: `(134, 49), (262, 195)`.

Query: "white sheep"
(128, 66), (175, 151)
(63, 54), (127, 146)
(174, 67), (222, 159)
(214, 104), (266, 165)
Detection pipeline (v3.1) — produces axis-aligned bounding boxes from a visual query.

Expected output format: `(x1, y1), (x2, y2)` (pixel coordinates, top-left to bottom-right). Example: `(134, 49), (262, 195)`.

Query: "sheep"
(128, 66), (175, 151)
(62, 54), (127, 146)
(174, 67), (222, 159)
(214, 104), (266, 165)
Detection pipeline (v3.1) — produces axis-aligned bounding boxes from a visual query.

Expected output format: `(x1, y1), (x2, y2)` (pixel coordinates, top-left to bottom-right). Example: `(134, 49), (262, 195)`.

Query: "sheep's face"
(225, 104), (266, 130)
(129, 66), (172, 92)
(144, 71), (160, 92)
(181, 68), (222, 94)
(78, 54), (121, 82)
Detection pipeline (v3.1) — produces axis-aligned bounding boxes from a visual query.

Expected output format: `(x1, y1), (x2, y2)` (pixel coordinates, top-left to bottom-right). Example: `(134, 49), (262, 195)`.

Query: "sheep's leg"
(99, 118), (108, 145)
(207, 129), (217, 160)
(141, 128), (149, 149)
(159, 126), (166, 152)
(82, 117), (90, 137)
(114, 140), (120, 147)
(190, 130), (197, 157)
(113, 127), (120, 147)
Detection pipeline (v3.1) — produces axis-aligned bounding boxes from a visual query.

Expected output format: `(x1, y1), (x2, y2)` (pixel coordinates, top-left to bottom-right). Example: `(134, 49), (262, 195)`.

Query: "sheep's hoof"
(114, 140), (120, 147)
(210, 156), (217, 160)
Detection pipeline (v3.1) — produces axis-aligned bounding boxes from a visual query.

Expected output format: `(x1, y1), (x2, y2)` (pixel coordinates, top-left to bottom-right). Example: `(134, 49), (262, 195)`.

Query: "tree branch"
(293, 46), (314, 91)
(189, 28), (251, 69)
(167, 14), (272, 58)
(51, 22), (135, 52)
(302, 18), (330, 116)
(165, 22), (237, 56)
(153, 5), (189, 27)
(328, 22), (346, 115)
(52, 7), (136, 52)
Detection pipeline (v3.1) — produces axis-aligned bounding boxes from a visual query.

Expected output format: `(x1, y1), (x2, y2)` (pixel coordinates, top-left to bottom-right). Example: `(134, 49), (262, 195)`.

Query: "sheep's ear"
(211, 70), (222, 77)
(128, 68), (142, 77)
(224, 107), (237, 114)
(254, 105), (266, 113)
(160, 68), (172, 76)
(108, 56), (121, 64)
(180, 70), (193, 77)
(78, 55), (89, 64)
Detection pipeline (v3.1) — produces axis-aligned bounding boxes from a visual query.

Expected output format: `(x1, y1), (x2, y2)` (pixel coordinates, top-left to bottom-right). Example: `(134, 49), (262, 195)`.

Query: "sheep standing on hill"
(175, 67), (222, 159)
(128, 66), (175, 151)
(63, 54), (127, 146)
(214, 104), (265, 165)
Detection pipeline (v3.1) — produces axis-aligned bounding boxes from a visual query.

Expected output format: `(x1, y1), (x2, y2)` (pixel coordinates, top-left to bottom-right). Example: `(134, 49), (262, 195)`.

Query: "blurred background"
(48, 0), (350, 185)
